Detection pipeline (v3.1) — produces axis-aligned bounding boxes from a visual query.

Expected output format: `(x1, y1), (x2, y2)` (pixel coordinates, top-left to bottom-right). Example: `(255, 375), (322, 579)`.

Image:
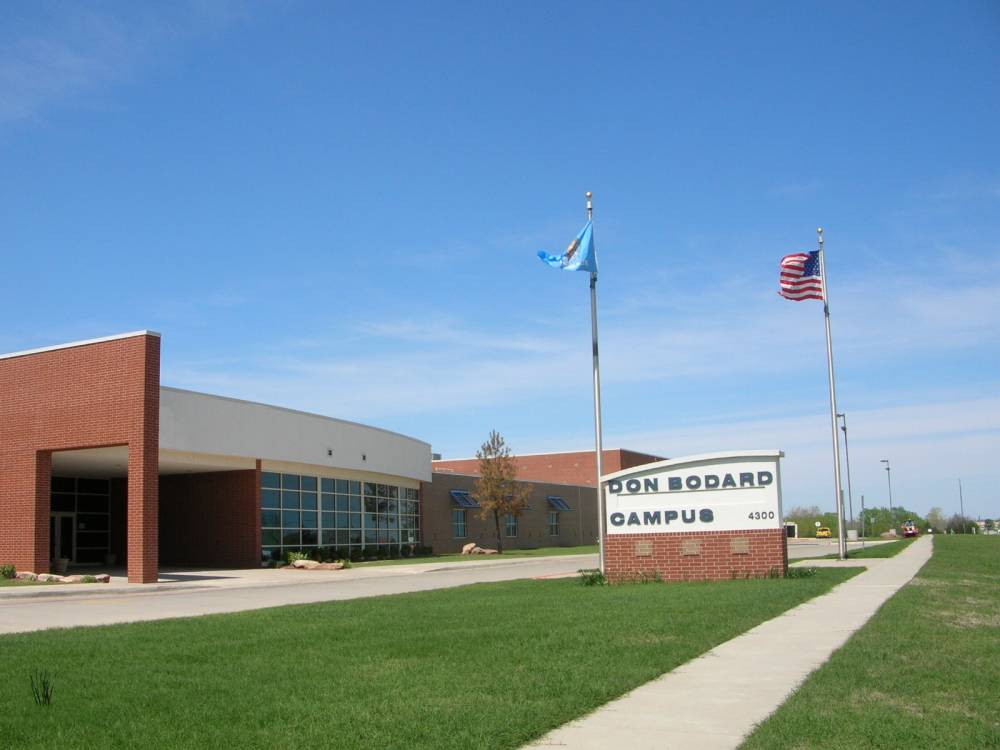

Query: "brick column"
(127, 441), (158, 583)
(127, 335), (161, 584)
(31, 451), (52, 574)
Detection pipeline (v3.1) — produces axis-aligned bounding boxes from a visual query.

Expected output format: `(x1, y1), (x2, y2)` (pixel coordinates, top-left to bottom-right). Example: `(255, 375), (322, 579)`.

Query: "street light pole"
(880, 459), (893, 513)
(837, 413), (854, 527)
(958, 478), (965, 533)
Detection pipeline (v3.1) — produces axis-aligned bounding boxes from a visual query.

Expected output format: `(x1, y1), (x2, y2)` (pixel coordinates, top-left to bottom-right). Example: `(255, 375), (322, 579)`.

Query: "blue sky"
(3, 1), (998, 519)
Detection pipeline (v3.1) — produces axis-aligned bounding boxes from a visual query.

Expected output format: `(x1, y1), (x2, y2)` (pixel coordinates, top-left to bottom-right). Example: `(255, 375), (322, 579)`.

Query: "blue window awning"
(450, 490), (480, 508)
(547, 496), (572, 511)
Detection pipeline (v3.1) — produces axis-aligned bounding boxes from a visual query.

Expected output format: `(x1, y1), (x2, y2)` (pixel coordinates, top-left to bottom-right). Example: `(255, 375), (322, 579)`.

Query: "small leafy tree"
(858, 506), (927, 537)
(472, 431), (531, 553)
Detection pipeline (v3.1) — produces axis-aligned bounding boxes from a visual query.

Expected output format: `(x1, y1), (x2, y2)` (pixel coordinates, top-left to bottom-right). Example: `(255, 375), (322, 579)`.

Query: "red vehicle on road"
(902, 520), (920, 538)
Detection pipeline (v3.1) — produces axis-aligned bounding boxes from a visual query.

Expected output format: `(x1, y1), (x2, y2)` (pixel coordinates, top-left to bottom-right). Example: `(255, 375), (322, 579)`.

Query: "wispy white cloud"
(599, 396), (1000, 517)
(162, 262), (1000, 421)
(0, 2), (250, 123)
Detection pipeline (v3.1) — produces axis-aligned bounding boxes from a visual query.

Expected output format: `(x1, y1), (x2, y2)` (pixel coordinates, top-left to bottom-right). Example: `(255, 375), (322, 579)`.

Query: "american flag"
(779, 251), (824, 301)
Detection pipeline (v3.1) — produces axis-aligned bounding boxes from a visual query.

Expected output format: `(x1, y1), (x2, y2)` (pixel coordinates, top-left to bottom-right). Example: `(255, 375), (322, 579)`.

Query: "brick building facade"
(0, 331), (431, 582)
(432, 448), (663, 487)
(0, 332), (161, 583)
(421, 472), (598, 553)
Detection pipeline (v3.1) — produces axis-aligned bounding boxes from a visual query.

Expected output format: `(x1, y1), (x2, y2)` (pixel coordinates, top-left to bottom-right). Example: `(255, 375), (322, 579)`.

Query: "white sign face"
(604, 451), (783, 535)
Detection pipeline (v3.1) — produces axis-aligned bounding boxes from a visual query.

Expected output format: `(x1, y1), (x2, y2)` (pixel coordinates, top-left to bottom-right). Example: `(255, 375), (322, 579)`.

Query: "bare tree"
(472, 430), (531, 553)
(926, 506), (946, 533)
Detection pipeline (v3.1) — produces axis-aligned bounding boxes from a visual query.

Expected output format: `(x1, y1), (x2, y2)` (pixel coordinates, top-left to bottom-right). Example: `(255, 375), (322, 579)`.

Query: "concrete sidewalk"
(526, 535), (933, 750)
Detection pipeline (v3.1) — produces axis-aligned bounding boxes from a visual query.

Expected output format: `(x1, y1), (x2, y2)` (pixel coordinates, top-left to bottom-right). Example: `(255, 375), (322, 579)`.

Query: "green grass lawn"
(798, 538), (916, 561)
(742, 536), (1000, 749)
(0, 569), (856, 749)
(352, 543), (599, 567)
(0, 578), (57, 587)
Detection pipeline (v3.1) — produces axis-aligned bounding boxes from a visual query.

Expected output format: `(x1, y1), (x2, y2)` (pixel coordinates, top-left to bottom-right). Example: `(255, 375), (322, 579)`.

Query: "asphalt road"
(0, 554), (596, 635)
(1, 541), (888, 635)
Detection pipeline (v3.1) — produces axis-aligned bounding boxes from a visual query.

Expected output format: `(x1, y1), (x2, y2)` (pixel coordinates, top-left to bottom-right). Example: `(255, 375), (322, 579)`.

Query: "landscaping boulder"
(95, 574), (111, 583)
(480, 548), (499, 555)
(461, 542), (477, 555)
(285, 560), (343, 571)
(63, 575), (87, 583)
(15, 571), (37, 581)
(36, 574), (62, 582)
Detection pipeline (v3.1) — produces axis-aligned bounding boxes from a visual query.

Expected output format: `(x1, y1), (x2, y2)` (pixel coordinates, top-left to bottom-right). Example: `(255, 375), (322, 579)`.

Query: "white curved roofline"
(602, 450), (783, 482)
(161, 386), (430, 448)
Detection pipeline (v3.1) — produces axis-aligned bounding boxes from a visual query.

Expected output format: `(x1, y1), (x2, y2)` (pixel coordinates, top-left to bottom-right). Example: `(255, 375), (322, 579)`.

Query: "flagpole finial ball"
(817, 227), (824, 234)
(586, 191), (593, 200)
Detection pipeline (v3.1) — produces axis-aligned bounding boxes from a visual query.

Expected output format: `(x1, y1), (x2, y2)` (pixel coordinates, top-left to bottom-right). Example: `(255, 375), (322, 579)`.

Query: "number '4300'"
(748, 511), (775, 520)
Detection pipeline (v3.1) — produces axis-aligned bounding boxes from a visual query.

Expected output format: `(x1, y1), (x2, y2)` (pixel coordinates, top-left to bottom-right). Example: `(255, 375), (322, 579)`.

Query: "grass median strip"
(1, 568), (855, 749)
(798, 538), (915, 561)
(742, 536), (1000, 749)
(352, 544), (599, 567)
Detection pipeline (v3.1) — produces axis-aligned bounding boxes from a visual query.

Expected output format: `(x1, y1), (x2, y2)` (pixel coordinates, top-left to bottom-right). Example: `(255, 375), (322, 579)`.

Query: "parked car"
(815, 526), (832, 538)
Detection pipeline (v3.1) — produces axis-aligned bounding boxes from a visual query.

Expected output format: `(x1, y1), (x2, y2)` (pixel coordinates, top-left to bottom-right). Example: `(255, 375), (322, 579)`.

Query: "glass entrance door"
(50, 513), (75, 562)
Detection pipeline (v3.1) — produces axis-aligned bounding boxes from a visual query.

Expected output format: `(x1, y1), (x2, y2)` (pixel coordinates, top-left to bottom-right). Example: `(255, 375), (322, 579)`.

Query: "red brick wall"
(421, 473), (598, 553)
(0, 334), (160, 581)
(159, 469), (260, 568)
(433, 449), (663, 487)
(604, 529), (788, 582)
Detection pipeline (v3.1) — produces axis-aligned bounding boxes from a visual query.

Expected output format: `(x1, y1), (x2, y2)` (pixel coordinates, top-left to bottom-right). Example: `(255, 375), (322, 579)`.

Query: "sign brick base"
(604, 528), (787, 582)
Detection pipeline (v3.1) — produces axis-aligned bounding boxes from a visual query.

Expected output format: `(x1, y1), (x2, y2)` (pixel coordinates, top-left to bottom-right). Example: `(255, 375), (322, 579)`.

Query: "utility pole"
(959, 479), (965, 533)
(837, 413), (854, 526)
(880, 459), (893, 513)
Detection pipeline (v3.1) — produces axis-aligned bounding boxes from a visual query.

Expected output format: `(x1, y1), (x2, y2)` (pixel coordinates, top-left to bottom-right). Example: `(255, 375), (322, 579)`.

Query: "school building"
(0, 330), (662, 583)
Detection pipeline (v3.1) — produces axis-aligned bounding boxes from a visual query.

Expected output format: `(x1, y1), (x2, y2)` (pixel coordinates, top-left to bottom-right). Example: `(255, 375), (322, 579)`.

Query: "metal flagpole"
(587, 191), (607, 573)
(817, 227), (847, 561)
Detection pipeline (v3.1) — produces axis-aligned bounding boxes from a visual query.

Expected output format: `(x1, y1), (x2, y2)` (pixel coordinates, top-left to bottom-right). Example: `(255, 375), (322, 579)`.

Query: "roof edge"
(0, 330), (161, 361)
(433, 447), (664, 464)
(602, 450), (784, 483)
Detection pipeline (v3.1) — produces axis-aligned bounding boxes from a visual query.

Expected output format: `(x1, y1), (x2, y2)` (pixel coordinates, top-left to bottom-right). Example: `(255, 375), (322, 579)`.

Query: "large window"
(50, 476), (110, 564)
(261, 472), (419, 562)
(548, 511), (560, 536)
(504, 513), (518, 538)
(452, 509), (467, 538)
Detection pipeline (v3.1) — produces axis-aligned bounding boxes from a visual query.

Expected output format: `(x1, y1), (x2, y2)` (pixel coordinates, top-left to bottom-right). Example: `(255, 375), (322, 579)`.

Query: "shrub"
(400, 544), (411, 558)
(1, 564), (15, 579)
(349, 548), (364, 562)
(81, 575), (97, 584)
(341, 558), (352, 569)
(286, 551), (310, 564)
(578, 568), (607, 586)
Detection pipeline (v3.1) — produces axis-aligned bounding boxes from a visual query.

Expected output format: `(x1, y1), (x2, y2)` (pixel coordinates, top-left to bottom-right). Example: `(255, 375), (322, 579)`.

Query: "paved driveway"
(0, 554), (597, 635)
(1, 540), (892, 635)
